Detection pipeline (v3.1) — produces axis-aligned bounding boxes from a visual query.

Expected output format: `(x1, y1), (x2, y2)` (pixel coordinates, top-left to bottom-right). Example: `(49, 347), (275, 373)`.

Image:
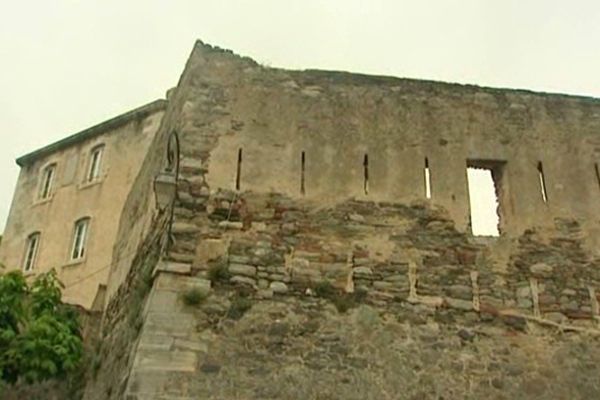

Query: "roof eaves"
(16, 99), (168, 167)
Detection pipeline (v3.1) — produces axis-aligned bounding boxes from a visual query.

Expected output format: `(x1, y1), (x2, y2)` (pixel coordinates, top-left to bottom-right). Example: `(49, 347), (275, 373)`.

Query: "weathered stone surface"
(270, 281), (288, 294)
(530, 263), (553, 276)
(155, 261), (192, 275)
(79, 41), (600, 400)
(218, 221), (243, 230)
(228, 263), (257, 277)
(230, 276), (257, 287)
(172, 222), (200, 234)
(135, 350), (198, 372)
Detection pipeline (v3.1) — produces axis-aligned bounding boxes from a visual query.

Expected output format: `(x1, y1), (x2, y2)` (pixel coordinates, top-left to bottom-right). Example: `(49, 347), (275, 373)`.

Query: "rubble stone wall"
(99, 41), (600, 400)
(120, 194), (600, 399)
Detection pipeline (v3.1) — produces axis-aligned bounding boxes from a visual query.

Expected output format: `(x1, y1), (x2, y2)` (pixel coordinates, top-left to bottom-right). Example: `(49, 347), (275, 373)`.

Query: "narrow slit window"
(424, 158), (432, 199)
(537, 161), (548, 203)
(39, 164), (56, 199)
(301, 151), (306, 195)
(235, 148), (242, 191)
(595, 163), (600, 191)
(23, 233), (40, 272)
(363, 154), (369, 195)
(88, 145), (104, 182)
(467, 166), (501, 236)
(71, 218), (90, 260)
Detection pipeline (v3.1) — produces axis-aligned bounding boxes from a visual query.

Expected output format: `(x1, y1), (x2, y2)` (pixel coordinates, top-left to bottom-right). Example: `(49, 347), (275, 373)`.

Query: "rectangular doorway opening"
(466, 160), (505, 237)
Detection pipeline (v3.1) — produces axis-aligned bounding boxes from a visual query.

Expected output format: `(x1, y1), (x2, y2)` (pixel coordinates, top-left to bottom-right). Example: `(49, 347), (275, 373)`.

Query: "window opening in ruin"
(466, 160), (504, 237)
(537, 161), (548, 203)
(235, 148), (242, 191)
(363, 154), (369, 195)
(595, 163), (600, 191)
(23, 232), (40, 272)
(424, 158), (431, 199)
(301, 151), (306, 195)
(467, 167), (500, 236)
(39, 164), (56, 199)
(71, 218), (90, 260)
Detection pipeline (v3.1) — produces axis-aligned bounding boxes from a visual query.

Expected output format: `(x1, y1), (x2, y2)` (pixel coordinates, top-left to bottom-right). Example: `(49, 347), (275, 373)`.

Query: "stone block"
(155, 274), (211, 293)
(530, 263), (553, 276)
(137, 334), (174, 351)
(383, 274), (407, 283)
(144, 312), (195, 338)
(293, 251), (321, 262)
(445, 284), (471, 300)
(544, 312), (568, 324)
(173, 338), (208, 352)
(135, 350), (197, 372)
(172, 222), (200, 234)
(146, 290), (181, 312)
(229, 254), (252, 264)
(258, 278), (269, 289)
(516, 285), (531, 298)
(219, 221), (243, 230)
(155, 261), (192, 275)
(229, 263), (257, 277)
(230, 275), (257, 287)
(353, 266), (373, 275)
(270, 281), (289, 294)
(445, 297), (473, 311)
(257, 289), (274, 299)
(373, 281), (394, 290)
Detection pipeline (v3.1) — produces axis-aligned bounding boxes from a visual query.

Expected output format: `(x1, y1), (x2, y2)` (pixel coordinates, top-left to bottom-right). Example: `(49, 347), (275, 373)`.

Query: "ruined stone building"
(4, 40), (600, 399)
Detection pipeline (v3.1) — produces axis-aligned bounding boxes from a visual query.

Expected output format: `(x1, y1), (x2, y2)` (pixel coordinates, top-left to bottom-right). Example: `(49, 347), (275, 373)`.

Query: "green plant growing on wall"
(0, 269), (83, 384)
(181, 287), (208, 306)
(208, 261), (231, 284)
(313, 280), (366, 314)
(226, 294), (253, 320)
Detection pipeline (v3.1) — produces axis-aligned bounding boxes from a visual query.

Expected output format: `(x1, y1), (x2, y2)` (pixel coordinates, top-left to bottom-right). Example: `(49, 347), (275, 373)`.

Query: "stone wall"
(82, 211), (168, 400)
(172, 41), (600, 242)
(95, 40), (600, 399)
(118, 195), (600, 399)
(171, 190), (600, 331)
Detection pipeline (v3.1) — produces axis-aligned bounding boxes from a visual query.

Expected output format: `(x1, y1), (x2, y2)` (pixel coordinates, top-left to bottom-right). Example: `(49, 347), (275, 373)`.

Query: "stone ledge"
(154, 261), (192, 276)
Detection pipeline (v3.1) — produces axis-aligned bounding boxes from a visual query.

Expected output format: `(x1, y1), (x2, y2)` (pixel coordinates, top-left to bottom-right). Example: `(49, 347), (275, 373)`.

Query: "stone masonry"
(85, 40), (600, 399)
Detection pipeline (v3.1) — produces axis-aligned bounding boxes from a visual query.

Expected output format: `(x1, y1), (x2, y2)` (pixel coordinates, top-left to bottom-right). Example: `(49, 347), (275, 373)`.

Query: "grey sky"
(1, 0), (599, 232)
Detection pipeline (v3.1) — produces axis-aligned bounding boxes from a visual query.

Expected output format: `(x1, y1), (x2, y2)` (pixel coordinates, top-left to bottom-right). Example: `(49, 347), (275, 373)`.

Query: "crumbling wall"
(98, 41), (600, 400)
(173, 41), (600, 242)
(120, 195), (600, 400)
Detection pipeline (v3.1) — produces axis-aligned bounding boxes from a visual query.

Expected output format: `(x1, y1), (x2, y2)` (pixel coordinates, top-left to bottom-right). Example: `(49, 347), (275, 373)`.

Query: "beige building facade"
(0, 99), (166, 309)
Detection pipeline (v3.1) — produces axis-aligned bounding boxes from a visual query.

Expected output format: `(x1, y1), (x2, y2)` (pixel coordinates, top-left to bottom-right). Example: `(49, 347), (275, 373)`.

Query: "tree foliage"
(0, 270), (83, 384)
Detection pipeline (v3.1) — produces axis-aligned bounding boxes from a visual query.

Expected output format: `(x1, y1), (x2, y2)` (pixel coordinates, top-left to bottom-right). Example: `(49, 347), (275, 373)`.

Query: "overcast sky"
(1, 0), (599, 233)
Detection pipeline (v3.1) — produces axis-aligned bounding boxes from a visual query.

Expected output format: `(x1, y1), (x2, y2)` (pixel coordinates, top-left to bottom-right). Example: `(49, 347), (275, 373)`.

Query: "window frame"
(39, 163), (57, 200)
(23, 232), (41, 272)
(70, 217), (91, 261)
(87, 145), (105, 183)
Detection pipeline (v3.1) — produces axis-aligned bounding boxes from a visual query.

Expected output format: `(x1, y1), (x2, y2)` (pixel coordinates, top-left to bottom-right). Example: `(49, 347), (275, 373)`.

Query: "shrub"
(181, 287), (208, 306)
(313, 280), (336, 299)
(0, 269), (83, 384)
(208, 262), (231, 284)
(313, 280), (366, 314)
(226, 295), (252, 320)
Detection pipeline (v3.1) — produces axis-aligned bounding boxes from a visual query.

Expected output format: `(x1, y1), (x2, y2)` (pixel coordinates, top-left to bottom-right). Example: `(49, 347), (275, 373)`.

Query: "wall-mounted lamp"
(153, 168), (177, 211)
